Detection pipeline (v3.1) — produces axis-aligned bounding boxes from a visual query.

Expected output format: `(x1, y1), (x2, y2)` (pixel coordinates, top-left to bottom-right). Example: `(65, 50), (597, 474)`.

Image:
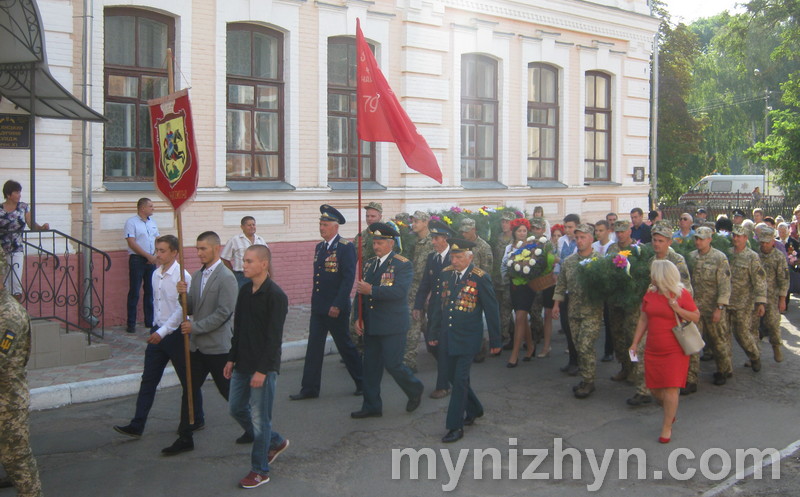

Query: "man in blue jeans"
(124, 198), (159, 333)
(225, 245), (289, 489)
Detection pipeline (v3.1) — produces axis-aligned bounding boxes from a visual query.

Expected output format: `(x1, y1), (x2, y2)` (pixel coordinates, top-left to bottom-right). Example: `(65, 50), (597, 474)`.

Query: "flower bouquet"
(577, 243), (655, 309)
(506, 235), (556, 290)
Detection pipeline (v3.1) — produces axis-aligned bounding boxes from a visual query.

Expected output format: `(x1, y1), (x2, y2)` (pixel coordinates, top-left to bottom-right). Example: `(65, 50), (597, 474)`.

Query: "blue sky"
(664, 0), (744, 23)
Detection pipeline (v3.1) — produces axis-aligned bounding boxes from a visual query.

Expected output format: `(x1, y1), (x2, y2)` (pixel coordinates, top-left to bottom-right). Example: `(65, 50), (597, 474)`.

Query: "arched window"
(528, 63), (558, 180)
(461, 54), (498, 181)
(327, 37), (375, 181)
(226, 24), (284, 180)
(585, 71), (612, 181)
(103, 8), (174, 181)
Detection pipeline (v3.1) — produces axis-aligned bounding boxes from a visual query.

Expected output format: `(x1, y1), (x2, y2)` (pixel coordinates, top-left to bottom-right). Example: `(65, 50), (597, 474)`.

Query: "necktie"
(456, 272), (462, 285)
(436, 254), (442, 266)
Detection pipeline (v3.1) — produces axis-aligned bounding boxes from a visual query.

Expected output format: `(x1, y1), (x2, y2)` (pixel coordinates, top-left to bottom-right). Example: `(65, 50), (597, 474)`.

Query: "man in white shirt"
(591, 220), (614, 256)
(124, 198), (160, 333)
(221, 216), (268, 288)
(114, 235), (201, 438)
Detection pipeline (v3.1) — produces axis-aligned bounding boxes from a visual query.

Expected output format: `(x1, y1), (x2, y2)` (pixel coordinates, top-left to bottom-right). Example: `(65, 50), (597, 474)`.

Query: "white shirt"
(435, 245), (450, 264)
(376, 252), (391, 268)
(200, 259), (223, 297)
(592, 239), (614, 256)
(221, 233), (268, 271)
(152, 261), (192, 338)
(124, 215), (159, 256)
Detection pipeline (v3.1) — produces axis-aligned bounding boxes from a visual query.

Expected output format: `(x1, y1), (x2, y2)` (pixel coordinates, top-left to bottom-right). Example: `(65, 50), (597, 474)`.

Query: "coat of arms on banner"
(155, 112), (191, 187)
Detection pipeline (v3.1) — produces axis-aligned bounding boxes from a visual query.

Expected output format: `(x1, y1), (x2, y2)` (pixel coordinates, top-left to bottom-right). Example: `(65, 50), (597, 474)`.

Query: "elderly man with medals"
(428, 238), (501, 443)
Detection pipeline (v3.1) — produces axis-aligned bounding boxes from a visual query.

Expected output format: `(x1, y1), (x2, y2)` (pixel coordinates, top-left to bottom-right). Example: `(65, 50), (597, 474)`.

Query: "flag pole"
(167, 48), (194, 425)
(356, 138), (364, 334)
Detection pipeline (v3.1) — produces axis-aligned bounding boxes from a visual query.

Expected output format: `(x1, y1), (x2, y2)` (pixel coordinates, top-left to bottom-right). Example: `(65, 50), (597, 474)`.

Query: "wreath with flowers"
(506, 233), (556, 285)
(577, 242), (655, 309)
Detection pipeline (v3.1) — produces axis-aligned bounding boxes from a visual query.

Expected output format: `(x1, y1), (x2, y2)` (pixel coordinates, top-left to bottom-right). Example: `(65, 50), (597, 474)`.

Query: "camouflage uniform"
(758, 243), (790, 349)
(0, 282), (43, 497)
(688, 245), (732, 376)
(606, 238), (639, 378)
(471, 236), (494, 275)
(405, 229), (433, 370)
(553, 245), (603, 388)
(491, 232), (514, 342)
(727, 245), (765, 363)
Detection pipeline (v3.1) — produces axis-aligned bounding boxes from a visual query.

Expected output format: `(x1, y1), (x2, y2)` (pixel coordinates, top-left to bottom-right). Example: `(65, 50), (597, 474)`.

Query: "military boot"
(773, 344), (783, 362)
(573, 382), (595, 399)
(610, 367), (630, 382)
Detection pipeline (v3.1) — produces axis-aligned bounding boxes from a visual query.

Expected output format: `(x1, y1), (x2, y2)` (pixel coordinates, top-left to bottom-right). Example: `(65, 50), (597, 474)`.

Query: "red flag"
(356, 19), (442, 184)
(148, 88), (199, 211)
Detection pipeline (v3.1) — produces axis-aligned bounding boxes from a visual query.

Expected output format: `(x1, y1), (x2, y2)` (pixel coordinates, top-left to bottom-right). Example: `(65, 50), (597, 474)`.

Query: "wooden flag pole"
(356, 139), (364, 334)
(167, 48), (194, 425)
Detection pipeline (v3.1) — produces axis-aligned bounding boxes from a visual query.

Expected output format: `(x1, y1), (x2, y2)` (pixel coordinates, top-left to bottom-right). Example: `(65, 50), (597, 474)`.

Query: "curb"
(30, 336), (335, 411)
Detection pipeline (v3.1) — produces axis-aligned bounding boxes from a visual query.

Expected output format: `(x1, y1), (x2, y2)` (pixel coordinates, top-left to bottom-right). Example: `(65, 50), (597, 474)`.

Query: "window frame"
(584, 71), (612, 182)
(460, 54), (499, 182)
(103, 7), (175, 182)
(527, 63), (559, 181)
(326, 36), (376, 182)
(225, 23), (285, 182)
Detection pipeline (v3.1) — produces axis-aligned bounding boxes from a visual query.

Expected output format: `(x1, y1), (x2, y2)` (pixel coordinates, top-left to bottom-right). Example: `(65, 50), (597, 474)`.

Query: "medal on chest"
(380, 264), (395, 286)
(456, 279), (478, 312)
(324, 252), (338, 272)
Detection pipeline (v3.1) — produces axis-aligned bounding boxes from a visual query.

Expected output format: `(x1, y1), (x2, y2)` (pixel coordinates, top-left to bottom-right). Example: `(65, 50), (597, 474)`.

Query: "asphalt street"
(11, 304), (800, 497)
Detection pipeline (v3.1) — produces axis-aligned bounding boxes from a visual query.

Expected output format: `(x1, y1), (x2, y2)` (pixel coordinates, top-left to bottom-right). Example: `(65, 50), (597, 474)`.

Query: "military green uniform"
(758, 247), (790, 347)
(471, 236), (493, 275)
(688, 247), (732, 375)
(553, 250), (603, 386)
(0, 288), (43, 497)
(727, 246), (765, 363)
(405, 233), (433, 369)
(606, 241), (640, 377)
(491, 233), (514, 342)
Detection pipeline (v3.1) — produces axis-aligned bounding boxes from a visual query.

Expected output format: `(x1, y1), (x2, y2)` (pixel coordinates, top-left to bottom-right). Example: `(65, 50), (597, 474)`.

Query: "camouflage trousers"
(529, 291), (544, 344)
(608, 305), (639, 374)
(729, 307), (761, 361)
(570, 311), (603, 384)
(687, 353), (700, 385)
(404, 294), (425, 369)
(699, 312), (731, 375)
(759, 297), (783, 346)
(0, 408), (42, 497)
(495, 282), (513, 342)
(630, 335), (649, 396)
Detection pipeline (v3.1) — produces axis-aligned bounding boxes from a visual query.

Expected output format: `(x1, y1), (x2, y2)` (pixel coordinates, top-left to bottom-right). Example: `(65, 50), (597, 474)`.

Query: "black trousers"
(177, 350), (230, 439)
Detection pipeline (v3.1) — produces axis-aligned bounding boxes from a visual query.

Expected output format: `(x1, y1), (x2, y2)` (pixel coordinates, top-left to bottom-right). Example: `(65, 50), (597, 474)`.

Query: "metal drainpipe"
(81, 0), (98, 328)
(650, 4), (660, 208)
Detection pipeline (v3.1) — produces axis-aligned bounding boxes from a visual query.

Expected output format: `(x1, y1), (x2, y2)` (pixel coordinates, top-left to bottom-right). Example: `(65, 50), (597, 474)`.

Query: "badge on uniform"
(0, 329), (16, 354)
(325, 253), (338, 273)
(457, 281), (478, 312)
(380, 265), (395, 286)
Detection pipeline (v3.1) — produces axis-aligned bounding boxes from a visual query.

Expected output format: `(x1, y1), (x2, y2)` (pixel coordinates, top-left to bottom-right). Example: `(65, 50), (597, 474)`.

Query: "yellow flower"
(514, 254), (525, 262)
(521, 249), (531, 257)
(479, 209), (489, 216)
(463, 209), (472, 214)
(396, 220), (406, 227)
(619, 250), (632, 257)
(443, 216), (452, 225)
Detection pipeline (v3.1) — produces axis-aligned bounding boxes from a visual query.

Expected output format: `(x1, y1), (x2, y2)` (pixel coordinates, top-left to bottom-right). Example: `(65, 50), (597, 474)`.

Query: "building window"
(527, 64), (558, 181)
(226, 24), (284, 181)
(585, 71), (611, 181)
(103, 8), (174, 181)
(461, 54), (498, 181)
(327, 37), (375, 181)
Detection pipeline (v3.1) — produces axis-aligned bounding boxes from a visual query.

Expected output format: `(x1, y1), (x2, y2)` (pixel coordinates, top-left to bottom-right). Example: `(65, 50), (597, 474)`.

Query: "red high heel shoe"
(658, 436), (670, 444)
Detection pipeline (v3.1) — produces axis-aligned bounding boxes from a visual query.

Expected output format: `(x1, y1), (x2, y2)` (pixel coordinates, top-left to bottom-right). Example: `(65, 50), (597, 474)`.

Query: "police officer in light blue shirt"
(124, 198), (160, 334)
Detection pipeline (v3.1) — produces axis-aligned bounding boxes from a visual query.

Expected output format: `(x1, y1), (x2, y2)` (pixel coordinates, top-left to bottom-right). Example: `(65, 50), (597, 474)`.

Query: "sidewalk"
(28, 304), (335, 410)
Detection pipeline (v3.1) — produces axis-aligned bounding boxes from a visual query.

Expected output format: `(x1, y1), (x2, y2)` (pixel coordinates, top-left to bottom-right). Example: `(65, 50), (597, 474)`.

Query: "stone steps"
(29, 320), (111, 369)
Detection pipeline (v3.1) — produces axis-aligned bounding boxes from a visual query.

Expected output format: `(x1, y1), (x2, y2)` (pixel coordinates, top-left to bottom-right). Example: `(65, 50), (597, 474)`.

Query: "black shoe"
(236, 431), (254, 444)
(406, 393), (422, 413)
(491, 349), (502, 356)
(626, 394), (653, 407)
(506, 361), (518, 368)
(113, 424), (142, 439)
(713, 372), (727, 386)
(700, 353), (714, 361)
(751, 359), (761, 372)
(502, 341), (514, 351)
(176, 421), (205, 435)
(350, 410), (382, 419)
(126, 327), (136, 334)
(679, 382), (697, 396)
(162, 437), (194, 456)
(464, 412), (484, 426)
(353, 387), (363, 396)
(289, 392), (319, 401)
(567, 364), (579, 376)
(601, 353), (614, 362)
(442, 429), (464, 443)
(560, 362), (578, 373)
(0, 476), (11, 489)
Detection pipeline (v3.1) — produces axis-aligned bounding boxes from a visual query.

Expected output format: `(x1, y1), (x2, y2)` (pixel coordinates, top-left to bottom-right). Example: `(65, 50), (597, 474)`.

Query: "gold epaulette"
(393, 254), (409, 263)
(442, 265), (455, 272)
(339, 238), (351, 245)
(471, 267), (486, 277)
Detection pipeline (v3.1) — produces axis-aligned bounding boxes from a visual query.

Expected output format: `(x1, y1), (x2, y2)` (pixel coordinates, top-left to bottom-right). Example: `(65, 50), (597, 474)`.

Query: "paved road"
(15, 307), (800, 496)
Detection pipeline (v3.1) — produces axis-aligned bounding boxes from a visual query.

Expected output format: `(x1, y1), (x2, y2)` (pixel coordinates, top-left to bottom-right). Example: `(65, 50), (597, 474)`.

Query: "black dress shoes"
(406, 393), (422, 413)
(442, 429), (464, 443)
(236, 431), (254, 444)
(463, 412), (484, 426)
(113, 424), (142, 439)
(350, 410), (382, 419)
(162, 437), (194, 456)
(289, 392), (319, 401)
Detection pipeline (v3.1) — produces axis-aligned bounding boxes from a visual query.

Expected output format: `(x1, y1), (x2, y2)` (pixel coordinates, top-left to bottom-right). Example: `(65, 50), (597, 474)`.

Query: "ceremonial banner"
(355, 19), (442, 183)
(148, 89), (199, 211)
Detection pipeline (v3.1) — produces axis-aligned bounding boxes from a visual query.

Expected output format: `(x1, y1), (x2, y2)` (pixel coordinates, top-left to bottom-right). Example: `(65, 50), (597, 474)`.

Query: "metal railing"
(663, 196), (800, 224)
(3, 229), (111, 343)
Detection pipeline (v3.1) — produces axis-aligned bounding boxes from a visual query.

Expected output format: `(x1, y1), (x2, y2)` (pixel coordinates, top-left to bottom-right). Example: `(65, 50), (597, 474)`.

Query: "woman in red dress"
(629, 260), (700, 443)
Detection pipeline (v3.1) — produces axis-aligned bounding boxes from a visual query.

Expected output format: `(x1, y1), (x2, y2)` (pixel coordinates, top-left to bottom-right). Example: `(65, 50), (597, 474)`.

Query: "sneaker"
(268, 439), (290, 464)
(113, 424), (142, 439)
(239, 471), (270, 489)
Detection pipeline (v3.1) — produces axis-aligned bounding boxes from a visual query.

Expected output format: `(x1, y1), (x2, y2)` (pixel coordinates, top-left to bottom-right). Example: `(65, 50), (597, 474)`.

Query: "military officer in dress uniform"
(291, 205), (363, 400)
(413, 220), (455, 399)
(351, 223), (424, 418)
(428, 238), (501, 443)
(350, 202), (384, 351)
(0, 257), (43, 497)
(459, 218), (493, 362)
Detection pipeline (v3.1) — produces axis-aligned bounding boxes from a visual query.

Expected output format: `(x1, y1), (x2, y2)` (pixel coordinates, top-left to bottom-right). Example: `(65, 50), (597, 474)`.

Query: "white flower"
(514, 264), (522, 272)
(527, 236), (536, 242)
(522, 266), (531, 274)
(516, 241), (523, 248)
(507, 259), (514, 267)
(528, 258), (536, 266)
(539, 236), (547, 244)
(534, 248), (542, 256)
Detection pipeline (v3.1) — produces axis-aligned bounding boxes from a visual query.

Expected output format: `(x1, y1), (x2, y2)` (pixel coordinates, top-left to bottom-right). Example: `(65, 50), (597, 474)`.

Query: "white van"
(679, 174), (782, 205)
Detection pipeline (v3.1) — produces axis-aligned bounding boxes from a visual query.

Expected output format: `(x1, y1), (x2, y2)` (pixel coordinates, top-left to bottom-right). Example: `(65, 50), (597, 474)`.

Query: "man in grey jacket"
(162, 231), (239, 455)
